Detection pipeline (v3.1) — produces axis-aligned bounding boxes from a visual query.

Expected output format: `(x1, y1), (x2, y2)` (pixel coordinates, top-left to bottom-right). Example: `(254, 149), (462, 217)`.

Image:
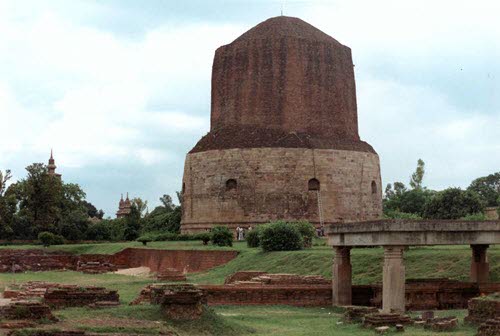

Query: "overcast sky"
(1, 0), (499, 217)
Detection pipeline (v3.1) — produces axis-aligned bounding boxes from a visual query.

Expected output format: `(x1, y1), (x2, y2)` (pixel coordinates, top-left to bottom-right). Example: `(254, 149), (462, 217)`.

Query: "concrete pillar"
(382, 246), (405, 313)
(471, 244), (489, 284)
(332, 246), (352, 306)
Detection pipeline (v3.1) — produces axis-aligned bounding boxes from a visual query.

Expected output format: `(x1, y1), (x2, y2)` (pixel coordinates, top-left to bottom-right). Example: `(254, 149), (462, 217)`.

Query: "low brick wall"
(0, 248), (238, 274)
(110, 248), (238, 273)
(0, 249), (77, 272)
(202, 285), (332, 306)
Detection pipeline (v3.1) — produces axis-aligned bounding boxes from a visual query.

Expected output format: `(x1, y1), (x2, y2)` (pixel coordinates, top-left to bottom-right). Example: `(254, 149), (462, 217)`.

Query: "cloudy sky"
(1, 0), (499, 217)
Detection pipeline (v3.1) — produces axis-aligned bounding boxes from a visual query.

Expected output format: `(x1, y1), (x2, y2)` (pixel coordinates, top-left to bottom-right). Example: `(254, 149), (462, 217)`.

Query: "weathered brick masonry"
(0, 248), (238, 274)
(181, 16), (382, 233)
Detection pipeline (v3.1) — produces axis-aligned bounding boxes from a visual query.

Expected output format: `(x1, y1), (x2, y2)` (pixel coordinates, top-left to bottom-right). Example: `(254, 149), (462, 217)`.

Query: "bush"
(195, 232), (211, 245)
(153, 232), (179, 241)
(460, 212), (488, 221)
(38, 232), (64, 247)
(259, 221), (303, 252)
(246, 228), (260, 248)
(291, 221), (315, 248)
(137, 234), (153, 246)
(384, 210), (423, 219)
(211, 226), (233, 247)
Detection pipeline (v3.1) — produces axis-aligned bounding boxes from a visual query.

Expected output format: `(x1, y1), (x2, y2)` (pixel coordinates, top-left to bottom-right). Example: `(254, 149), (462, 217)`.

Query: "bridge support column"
(382, 246), (405, 313)
(471, 244), (489, 284)
(332, 246), (352, 306)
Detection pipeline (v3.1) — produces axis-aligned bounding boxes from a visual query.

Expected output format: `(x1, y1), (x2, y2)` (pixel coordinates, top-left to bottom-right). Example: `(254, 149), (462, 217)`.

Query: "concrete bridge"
(327, 219), (500, 313)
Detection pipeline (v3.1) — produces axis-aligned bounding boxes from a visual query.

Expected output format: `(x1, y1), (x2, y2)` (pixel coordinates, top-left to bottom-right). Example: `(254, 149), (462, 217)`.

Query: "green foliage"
(409, 159), (425, 189)
(245, 228), (261, 248)
(141, 205), (182, 234)
(85, 221), (112, 241)
(1, 163), (98, 241)
(291, 221), (315, 248)
(38, 231), (64, 247)
(467, 172), (500, 207)
(123, 205), (141, 241)
(211, 226), (233, 247)
(136, 235), (152, 246)
(260, 221), (303, 252)
(460, 212), (488, 221)
(423, 187), (485, 219)
(384, 185), (434, 216)
(197, 232), (211, 245)
(384, 210), (423, 219)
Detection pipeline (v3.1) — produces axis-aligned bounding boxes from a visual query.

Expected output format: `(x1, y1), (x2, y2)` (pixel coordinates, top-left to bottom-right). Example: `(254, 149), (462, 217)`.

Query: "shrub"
(195, 232), (211, 245)
(153, 232), (179, 241)
(38, 232), (64, 247)
(211, 226), (233, 247)
(291, 221), (315, 248)
(137, 234), (153, 246)
(460, 212), (488, 221)
(259, 221), (303, 252)
(246, 228), (260, 248)
(384, 210), (423, 219)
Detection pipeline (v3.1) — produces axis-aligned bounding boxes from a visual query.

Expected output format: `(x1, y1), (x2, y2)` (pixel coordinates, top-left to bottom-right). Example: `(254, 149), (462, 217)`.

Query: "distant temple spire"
(47, 150), (61, 178)
(116, 192), (132, 218)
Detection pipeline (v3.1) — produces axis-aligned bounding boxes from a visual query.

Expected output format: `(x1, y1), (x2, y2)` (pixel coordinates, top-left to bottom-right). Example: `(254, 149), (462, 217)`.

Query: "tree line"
(384, 159), (500, 220)
(0, 163), (182, 242)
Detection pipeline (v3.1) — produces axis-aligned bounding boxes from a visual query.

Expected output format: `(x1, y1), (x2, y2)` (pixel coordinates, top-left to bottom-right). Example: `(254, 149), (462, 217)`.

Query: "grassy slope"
(0, 241), (233, 254)
(1, 239), (499, 285)
(189, 243), (500, 285)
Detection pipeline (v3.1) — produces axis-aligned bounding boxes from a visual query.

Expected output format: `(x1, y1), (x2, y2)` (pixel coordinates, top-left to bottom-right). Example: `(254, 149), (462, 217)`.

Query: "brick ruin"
(0, 248), (238, 275)
(129, 271), (499, 310)
(0, 301), (57, 321)
(3, 281), (120, 308)
(130, 283), (206, 320)
(465, 294), (500, 325)
(181, 16), (382, 233)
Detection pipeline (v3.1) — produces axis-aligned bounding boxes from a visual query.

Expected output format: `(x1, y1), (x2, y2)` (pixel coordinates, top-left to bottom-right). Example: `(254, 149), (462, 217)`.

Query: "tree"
(0, 170), (12, 196)
(124, 205), (141, 240)
(82, 200), (104, 219)
(159, 194), (175, 210)
(0, 170), (14, 239)
(468, 172), (500, 207)
(13, 163), (63, 235)
(423, 187), (485, 219)
(132, 197), (148, 218)
(409, 159), (425, 189)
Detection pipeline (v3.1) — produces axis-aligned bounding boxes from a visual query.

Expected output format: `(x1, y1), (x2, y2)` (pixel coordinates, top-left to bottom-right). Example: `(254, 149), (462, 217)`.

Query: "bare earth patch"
(113, 267), (151, 277)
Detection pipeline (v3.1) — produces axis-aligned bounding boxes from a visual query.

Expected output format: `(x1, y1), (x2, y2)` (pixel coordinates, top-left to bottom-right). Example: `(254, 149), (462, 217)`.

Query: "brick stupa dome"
(181, 17), (382, 234)
(191, 16), (374, 154)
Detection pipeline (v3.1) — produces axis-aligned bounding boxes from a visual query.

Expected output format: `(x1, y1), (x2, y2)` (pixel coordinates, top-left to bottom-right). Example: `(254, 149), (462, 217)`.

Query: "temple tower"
(47, 150), (62, 179)
(181, 16), (382, 233)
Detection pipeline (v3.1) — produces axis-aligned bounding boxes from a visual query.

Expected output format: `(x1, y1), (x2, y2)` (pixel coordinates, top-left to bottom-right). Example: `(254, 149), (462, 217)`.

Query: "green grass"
(189, 244), (500, 285)
(214, 306), (478, 336)
(0, 240), (236, 254)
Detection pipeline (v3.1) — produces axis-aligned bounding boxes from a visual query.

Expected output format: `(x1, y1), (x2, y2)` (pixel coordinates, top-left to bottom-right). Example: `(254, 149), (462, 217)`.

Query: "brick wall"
(0, 248), (238, 274)
(201, 280), (500, 309)
(181, 148), (382, 233)
(110, 248), (238, 273)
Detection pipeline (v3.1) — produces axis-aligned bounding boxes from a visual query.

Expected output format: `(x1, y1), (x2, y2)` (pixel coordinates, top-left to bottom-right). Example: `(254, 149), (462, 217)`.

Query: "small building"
(116, 193), (132, 218)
